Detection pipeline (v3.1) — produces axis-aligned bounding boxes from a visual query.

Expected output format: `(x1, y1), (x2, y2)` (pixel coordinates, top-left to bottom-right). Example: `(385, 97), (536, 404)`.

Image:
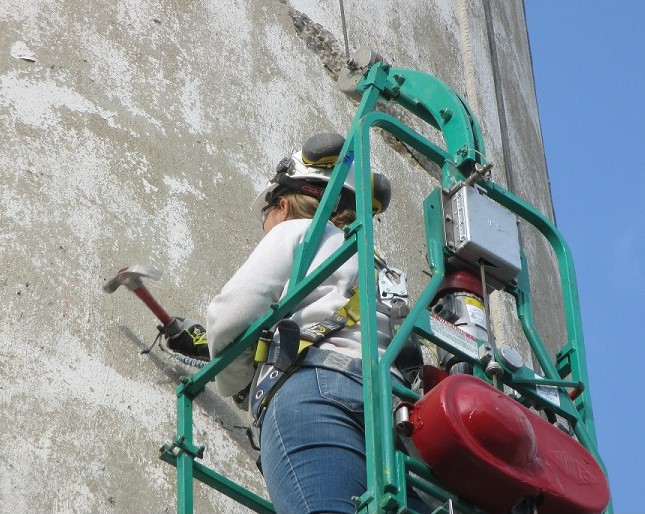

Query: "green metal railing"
(160, 60), (610, 514)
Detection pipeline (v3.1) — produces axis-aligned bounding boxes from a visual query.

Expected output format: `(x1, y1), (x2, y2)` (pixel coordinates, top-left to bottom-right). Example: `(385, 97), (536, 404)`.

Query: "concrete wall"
(0, 1), (560, 512)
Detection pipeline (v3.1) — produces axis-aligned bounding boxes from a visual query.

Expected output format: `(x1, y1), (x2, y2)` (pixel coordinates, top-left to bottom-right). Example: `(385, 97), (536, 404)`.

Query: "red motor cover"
(410, 374), (610, 514)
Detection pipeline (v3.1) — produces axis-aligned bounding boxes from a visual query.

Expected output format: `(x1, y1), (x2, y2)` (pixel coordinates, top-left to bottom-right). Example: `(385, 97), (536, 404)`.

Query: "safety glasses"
(260, 203), (276, 228)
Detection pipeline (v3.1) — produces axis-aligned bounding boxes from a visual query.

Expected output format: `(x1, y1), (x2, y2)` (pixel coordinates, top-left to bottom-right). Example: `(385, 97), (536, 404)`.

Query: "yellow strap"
(337, 289), (361, 327)
(254, 339), (269, 363)
(255, 257), (381, 362)
(335, 258), (382, 327)
(298, 340), (314, 353)
(255, 338), (314, 364)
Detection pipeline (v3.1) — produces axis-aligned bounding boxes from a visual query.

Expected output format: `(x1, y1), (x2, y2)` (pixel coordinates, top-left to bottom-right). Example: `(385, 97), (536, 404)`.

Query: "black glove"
(163, 318), (210, 361)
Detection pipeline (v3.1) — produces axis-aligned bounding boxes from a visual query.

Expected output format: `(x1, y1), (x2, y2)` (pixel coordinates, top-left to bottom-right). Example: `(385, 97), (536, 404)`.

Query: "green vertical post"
(485, 182), (598, 443)
(353, 116), (389, 513)
(176, 391), (195, 514)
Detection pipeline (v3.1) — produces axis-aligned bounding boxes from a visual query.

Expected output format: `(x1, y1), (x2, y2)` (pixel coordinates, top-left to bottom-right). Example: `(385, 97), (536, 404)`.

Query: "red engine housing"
(410, 374), (610, 514)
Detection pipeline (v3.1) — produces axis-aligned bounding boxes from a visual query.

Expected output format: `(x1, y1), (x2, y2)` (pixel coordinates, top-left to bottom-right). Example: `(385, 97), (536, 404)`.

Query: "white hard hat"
(251, 132), (391, 218)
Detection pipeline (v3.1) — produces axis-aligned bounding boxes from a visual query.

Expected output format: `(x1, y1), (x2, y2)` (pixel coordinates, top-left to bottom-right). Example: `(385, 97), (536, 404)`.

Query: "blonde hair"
(282, 192), (356, 229)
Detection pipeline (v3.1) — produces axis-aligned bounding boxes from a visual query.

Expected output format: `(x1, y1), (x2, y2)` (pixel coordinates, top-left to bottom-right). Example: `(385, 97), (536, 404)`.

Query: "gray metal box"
(444, 186), (521, 290)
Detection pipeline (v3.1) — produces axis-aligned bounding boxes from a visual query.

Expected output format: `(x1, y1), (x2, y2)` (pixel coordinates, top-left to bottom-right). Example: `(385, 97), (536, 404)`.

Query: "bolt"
(393, 73), (406, 85)
(499, 345), (524, 371)
(485, 361), (504, 380)
(380, 493), (399, 511)
(440, 108), (453, 122)
(396, 420), (414, 437)
(507, 390), (521, 402)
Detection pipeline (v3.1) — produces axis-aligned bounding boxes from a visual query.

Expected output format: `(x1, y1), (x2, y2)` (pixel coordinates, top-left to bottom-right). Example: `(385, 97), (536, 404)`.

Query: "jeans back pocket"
(316, 367), (364, 413)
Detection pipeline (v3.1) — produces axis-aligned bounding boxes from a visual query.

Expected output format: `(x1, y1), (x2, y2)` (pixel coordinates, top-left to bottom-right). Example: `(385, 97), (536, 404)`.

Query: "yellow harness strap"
(336, 288), (361, 327)
(254, 288), (361, 363)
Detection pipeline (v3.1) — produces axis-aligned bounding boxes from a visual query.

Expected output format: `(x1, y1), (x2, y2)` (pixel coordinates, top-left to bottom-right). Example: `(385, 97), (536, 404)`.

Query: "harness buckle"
(378, 267), (408, 308)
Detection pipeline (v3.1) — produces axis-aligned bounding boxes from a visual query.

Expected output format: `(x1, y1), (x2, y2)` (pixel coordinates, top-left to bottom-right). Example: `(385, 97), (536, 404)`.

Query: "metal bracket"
(338, 47), (386, 101)
(377, 267), (408, 308)
(161, 435), (205, 460)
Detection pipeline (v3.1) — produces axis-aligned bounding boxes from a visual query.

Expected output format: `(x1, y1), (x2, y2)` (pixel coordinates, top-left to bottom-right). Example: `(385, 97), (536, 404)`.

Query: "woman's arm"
(206, 220), (306, 396)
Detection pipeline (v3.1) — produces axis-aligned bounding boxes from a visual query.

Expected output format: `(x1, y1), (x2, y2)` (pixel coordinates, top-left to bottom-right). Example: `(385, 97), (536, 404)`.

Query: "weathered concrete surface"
(0, 0), (561, 512)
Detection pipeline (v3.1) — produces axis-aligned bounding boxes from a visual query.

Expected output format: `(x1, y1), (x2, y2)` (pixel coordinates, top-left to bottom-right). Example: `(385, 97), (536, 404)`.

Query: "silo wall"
(0, 1), (560, 512)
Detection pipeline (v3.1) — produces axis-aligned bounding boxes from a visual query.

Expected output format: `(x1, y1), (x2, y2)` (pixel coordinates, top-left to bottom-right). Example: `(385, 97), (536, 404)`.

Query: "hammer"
(103, 265), (179, 334)
(104, 265), (210, 362)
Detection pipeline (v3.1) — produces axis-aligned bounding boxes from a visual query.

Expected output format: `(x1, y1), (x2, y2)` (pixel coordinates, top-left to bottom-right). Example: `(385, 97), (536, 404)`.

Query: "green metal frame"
(160, 61), (611, 514)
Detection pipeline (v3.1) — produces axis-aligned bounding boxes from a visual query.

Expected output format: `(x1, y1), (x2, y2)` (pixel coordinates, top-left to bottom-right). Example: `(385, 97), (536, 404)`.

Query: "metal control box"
(444, 186), (521, 290)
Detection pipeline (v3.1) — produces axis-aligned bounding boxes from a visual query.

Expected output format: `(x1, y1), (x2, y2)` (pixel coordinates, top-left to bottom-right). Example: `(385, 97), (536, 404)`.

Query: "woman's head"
(252, 150), (348, 217)
(255, 133), (390, 234)
(260, 197), (290, 234)
(261, 192), (356, 234)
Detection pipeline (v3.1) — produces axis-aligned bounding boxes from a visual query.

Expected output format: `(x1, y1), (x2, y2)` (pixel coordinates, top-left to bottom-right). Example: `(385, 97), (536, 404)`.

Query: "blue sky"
(525, 3), (645, 513)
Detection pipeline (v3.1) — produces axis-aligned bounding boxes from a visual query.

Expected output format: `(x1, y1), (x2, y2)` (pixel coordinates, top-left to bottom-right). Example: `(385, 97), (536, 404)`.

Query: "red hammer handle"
(132, 285), (174, 326)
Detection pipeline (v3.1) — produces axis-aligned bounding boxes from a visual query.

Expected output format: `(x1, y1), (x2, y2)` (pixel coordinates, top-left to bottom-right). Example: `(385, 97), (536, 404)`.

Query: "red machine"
(409, 374), (610, 514)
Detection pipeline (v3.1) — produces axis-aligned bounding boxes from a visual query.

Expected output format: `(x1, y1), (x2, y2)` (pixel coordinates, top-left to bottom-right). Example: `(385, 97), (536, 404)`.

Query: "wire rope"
(339, 0), (350, 59)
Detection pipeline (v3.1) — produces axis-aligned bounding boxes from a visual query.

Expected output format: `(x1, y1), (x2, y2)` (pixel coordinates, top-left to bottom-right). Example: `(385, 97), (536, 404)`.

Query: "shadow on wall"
(118, 324), (259, 461)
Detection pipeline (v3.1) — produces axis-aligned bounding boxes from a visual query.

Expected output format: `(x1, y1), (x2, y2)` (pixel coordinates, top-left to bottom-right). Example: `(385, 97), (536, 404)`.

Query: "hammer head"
(103, 265), (162, 293)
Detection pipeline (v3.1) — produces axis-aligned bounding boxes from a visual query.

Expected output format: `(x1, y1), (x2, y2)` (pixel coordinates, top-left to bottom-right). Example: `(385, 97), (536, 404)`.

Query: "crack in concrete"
(287, 5), (441, 181)
(288, 6), (347, 80)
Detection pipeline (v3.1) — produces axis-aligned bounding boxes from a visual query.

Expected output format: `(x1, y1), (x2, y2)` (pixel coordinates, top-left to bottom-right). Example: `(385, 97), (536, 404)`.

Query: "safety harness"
(247, 255), (422, 447)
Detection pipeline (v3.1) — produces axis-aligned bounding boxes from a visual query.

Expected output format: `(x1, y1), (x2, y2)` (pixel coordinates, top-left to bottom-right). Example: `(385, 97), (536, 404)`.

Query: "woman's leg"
(260, 367), (366, 514)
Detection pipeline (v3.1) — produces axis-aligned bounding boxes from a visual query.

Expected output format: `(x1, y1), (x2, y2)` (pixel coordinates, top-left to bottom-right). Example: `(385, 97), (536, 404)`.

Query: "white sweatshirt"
(206, 218), (391, 397)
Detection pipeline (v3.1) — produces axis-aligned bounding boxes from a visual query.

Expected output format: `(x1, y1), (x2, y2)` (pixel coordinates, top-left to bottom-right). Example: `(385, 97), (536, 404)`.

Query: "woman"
(206, 133), (418, 513)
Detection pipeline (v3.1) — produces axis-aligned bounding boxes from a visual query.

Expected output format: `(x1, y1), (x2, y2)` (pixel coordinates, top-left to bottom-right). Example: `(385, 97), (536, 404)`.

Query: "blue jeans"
(260, 365), (427, 514)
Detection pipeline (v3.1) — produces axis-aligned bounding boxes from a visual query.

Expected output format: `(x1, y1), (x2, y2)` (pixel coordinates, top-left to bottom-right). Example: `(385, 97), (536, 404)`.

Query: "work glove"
(162, 317), (210, 361)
